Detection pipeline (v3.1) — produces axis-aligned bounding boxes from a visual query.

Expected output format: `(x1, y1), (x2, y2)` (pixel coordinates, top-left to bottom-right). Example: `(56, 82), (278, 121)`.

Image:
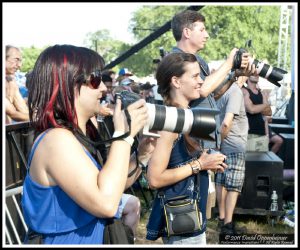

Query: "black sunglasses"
(88, 70), (102, 89)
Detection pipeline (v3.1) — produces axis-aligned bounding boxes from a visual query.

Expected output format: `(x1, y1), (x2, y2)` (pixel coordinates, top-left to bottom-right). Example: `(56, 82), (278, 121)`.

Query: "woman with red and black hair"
(22, 45), (149, 244)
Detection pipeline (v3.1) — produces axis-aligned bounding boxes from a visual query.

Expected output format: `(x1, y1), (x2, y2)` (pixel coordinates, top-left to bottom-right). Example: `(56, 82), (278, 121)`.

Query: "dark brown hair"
(156, 52), (197, 105)
(171, 10), (206, 41)
(156, 52), (202, 154)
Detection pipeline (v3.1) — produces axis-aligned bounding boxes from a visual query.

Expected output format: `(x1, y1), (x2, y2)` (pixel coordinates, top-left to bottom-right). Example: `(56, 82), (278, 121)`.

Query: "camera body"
(233, 48), (287, 87)
(116, 90), (219, 140)
(115, 91), (140, 110)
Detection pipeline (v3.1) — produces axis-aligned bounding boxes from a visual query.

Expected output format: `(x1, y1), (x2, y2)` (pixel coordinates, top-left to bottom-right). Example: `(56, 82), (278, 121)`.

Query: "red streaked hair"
(28, 45), (104, 133)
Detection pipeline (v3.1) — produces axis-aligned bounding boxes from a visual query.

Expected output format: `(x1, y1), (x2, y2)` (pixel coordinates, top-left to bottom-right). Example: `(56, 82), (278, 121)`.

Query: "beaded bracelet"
(195, 159), (203, 171)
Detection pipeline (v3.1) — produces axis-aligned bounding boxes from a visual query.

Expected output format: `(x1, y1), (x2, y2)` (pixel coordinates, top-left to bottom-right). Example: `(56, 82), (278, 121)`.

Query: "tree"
(123, 5), (290, 74)
(20, 46), (45, 73)
(84, 5), (291, 76)
(83, 29), (131, 70)
(124, 5), (188, 76)
(200, 6), (286, 68)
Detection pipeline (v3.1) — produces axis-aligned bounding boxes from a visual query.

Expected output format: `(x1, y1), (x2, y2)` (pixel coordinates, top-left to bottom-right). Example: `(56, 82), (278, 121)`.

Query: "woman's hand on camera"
(113, 98), (148, 137)
(127, 99), (148, 137)
(113, 98), (127, 133)
(199, 150), (228, 173)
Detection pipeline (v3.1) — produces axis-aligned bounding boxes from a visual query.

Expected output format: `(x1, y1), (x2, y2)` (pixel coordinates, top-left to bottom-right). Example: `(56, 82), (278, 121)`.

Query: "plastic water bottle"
(270, 190), (278, 211)
(97, 100), (107, 122)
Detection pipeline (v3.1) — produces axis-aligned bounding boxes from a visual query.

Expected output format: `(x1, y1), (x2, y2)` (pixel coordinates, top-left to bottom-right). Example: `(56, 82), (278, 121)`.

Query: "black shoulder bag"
(103, 218), (134, 244)
(159, 173), (202, 237)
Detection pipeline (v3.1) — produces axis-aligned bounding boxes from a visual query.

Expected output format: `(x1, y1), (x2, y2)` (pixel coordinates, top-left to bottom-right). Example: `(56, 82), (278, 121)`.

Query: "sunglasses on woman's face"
(88, 70), (102, 89)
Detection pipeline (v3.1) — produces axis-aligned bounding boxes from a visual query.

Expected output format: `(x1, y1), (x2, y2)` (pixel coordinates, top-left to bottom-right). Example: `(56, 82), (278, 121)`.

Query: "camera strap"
(74, 108), (133, 148)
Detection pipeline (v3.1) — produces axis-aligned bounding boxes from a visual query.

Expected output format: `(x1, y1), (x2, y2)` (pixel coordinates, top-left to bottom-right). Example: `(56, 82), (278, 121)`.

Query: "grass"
(131, 188), (295, 245)
(135, 210), (295, 245)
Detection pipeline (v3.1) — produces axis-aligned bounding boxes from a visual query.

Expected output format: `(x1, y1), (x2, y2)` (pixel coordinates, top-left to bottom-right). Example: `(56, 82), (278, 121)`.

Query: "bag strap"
(158, 168), (200, 203)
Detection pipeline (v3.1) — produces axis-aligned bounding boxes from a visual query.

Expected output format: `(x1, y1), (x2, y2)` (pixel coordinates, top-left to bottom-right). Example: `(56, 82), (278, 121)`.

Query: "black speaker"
(277, 133), (294, 169)
(271, 117), (289, 124)
(237, 151), (284, 211)
(269, 124), (294, 134)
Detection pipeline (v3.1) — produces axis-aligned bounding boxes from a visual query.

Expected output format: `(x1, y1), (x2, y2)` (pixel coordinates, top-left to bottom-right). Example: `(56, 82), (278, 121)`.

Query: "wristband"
(113, 131), (134, 146)
(112, 131), (125, 138)
(123, 136), (134, 147)
(138, 158), (149, 168)
(138, 161), (146, 170)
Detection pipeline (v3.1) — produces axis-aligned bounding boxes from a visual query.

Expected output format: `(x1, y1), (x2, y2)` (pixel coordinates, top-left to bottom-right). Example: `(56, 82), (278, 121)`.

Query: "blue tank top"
(21, 130), (107, 244)
(146, 134), (208, 240)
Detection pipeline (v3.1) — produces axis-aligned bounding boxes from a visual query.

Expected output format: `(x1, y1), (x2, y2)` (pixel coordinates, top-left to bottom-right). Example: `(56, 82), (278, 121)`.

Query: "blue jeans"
(162, 232), (206, 245)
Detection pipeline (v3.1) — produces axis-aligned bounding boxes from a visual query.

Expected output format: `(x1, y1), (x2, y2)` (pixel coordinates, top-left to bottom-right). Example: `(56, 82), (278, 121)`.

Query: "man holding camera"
(171, 9), (255, 149)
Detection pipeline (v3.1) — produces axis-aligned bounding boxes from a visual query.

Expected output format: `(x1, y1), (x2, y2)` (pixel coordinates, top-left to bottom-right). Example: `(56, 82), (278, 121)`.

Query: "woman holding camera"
(146, 52), (227, 245)
(21, 45), (151, 244)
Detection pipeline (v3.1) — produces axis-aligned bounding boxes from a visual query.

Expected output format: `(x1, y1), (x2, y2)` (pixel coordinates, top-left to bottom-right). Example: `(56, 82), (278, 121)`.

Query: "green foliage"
(200, 6), (285, 67)
(83, 29), (131, 66)
(18, 6), (292, 77)
(125, 5), (290, 75)
(20, 46), (46, 73)
(124, 6), (188, 76)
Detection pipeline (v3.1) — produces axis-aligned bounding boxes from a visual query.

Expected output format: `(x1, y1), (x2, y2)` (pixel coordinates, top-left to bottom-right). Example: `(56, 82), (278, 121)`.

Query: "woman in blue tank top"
(146, 53), (228, 245)
(21, 45), (150, 244)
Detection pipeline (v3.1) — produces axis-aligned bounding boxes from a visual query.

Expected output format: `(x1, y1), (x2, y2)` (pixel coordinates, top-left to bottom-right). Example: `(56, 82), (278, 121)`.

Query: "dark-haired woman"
(146, 53), (227, 245)
(21, 45), (150, 244)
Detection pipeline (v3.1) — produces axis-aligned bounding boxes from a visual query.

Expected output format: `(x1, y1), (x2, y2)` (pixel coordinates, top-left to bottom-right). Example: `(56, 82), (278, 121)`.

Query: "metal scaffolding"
(277, 5), (291, 72)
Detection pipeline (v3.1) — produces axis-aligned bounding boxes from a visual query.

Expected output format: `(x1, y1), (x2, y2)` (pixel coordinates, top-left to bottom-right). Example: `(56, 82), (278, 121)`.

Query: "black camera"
(116, 90), (219, 140)
(233, 48), (287, 87)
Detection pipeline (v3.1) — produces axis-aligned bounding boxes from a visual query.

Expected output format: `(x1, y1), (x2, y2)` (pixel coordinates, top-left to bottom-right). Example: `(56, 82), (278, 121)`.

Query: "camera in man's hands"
(116, 90), (220, 140)
(233, 48), (287, 87)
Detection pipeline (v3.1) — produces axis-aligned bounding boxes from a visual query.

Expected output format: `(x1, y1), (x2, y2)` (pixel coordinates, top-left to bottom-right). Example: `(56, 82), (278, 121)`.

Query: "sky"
(3, 3), (144, 48)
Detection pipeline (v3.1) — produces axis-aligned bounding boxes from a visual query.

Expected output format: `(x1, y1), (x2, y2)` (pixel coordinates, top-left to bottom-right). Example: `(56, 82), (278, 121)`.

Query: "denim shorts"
(116, 193), (132, 218)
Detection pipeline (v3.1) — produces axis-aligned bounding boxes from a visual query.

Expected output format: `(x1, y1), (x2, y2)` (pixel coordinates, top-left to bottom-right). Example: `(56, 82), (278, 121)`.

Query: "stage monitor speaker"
(237, 151), (283, 211)
(278, 133), (294, 169)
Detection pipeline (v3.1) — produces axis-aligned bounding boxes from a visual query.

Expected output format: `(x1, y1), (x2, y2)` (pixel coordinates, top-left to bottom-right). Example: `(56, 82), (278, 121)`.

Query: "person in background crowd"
(5, 45), (29, 123)
(102, 69), (116, 86)
(242, 73), (283, 153)
(140, 82), (155, 103)
(215, 76), (249, 235)
(116, 68), (133, 86)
